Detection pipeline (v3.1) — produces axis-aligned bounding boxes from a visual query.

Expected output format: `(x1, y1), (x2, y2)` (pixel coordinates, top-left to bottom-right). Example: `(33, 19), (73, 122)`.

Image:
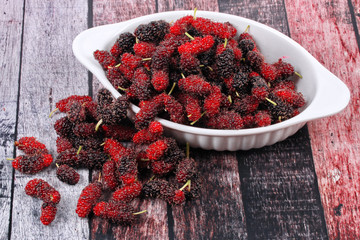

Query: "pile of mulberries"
(12, 88), (201, 226)
(50, 88), (199, 226)
(94, 12), (305, 129)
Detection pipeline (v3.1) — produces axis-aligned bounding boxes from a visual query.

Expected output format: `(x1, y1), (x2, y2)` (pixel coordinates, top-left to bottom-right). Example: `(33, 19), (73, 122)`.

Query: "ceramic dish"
(72, 10), (350, 151)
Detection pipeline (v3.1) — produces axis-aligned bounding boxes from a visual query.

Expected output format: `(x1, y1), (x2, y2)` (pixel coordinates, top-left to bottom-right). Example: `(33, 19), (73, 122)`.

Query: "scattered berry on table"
(56, 164), (80, 185)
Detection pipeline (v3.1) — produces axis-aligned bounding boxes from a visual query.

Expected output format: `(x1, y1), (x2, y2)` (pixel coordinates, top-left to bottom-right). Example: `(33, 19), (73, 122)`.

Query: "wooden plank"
(10, 0), (90, 239)
(238, 128), (327, 239)
(219, 0), (328, 238)
(285, 0), (360, 239)
(157, 0), (219, 12)
(350, 0), (360, 51)
(0, 0), (24, 239)
(218, 0), (289, 33)
(171, 150), (247, 240)
(91, 1), (171, 239)
(93, 0), (157, 25)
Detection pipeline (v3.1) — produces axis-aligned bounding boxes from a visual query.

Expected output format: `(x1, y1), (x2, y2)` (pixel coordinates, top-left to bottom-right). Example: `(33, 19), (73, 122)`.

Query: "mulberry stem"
(185, 32), (194, 40)
(133, 209), (147, 215)
(190, 112), (206, 125)
(167, 82), (176, 96)
(179, 179), (191, 191)
(77, 145), (83, 155)
(244, 25), (250, 33)
(295, 71), (303, 78)
(49, 108), (59, 118)
(265, 97), (277, 106)
(95, 119), (103, 131)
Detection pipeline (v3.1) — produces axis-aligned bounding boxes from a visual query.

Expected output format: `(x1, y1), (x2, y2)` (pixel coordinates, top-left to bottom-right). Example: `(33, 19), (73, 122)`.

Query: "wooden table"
(1, 0), (359, 239)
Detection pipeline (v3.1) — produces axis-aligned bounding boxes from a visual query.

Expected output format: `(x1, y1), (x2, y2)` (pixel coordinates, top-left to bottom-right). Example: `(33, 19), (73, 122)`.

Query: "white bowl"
(72, 10), (350, 151)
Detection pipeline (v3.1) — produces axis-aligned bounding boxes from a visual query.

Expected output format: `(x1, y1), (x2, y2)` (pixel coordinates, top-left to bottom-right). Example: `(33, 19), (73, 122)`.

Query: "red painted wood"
(157, 0), (218, 12)
(285, 0), (360, 239)
(93, 0), (157, 25)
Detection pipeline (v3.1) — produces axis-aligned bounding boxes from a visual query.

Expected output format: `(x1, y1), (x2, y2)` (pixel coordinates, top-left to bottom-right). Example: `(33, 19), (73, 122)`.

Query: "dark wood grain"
(171, 150), (247, 240)
(285, 0), (360, 238)
(9, 0), (91, 239)
(0, 0), (24, 238)
(238, 128), (327, 239)
(219, 0), (328, 239)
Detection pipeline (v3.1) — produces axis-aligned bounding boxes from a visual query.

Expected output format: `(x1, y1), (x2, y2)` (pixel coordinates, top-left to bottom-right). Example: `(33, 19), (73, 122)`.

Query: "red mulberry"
(40, 202), (57, 225)
(94, 50), (117, 69)
(112, 181), (142, 202)
(76, 181), (102, 218)
(56, 164), (80, 185)
(132, 121), (163, 144)
(25, 178), (61, 204)
(178, 75), (212, 96)
(15, 137), (48, 155)
(12, 154), (52, 174)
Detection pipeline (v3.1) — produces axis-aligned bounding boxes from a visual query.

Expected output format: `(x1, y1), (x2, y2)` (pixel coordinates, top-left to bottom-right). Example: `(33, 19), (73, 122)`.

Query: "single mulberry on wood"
(93, 201), (136, 225)
(15, 137), (48, 155)
(112, 181), (142, 203)
(102, 160), (119, 191)
(54, 95), (92, 114)
(56, 164), (80, 185)
(76, 181), (102, 218)
(40, 202), (57, 225)
(12, 154), (53, 174)
(25, 178), (61, 205)
(175, 157), (197, 183)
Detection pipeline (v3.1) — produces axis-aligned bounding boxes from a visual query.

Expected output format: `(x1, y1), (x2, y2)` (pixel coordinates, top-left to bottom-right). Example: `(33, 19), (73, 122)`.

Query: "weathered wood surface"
(0, 0), (24, 239)
(285, 0), (360, 239)
(1, 0), (359, 239)
(9, 0), (90, 239)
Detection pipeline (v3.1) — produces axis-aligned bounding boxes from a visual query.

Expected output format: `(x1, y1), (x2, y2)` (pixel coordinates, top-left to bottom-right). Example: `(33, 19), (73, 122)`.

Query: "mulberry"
(15, 137), (48, 155)
(40, 202), (57, 225)
(25, 178), (61, 204)
(56, 164), (80, 185)
(76, 181), (102, 217)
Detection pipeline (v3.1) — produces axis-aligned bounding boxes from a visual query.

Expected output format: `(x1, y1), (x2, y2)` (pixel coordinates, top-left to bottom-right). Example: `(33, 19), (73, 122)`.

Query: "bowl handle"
(302, 61), (350, 121)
